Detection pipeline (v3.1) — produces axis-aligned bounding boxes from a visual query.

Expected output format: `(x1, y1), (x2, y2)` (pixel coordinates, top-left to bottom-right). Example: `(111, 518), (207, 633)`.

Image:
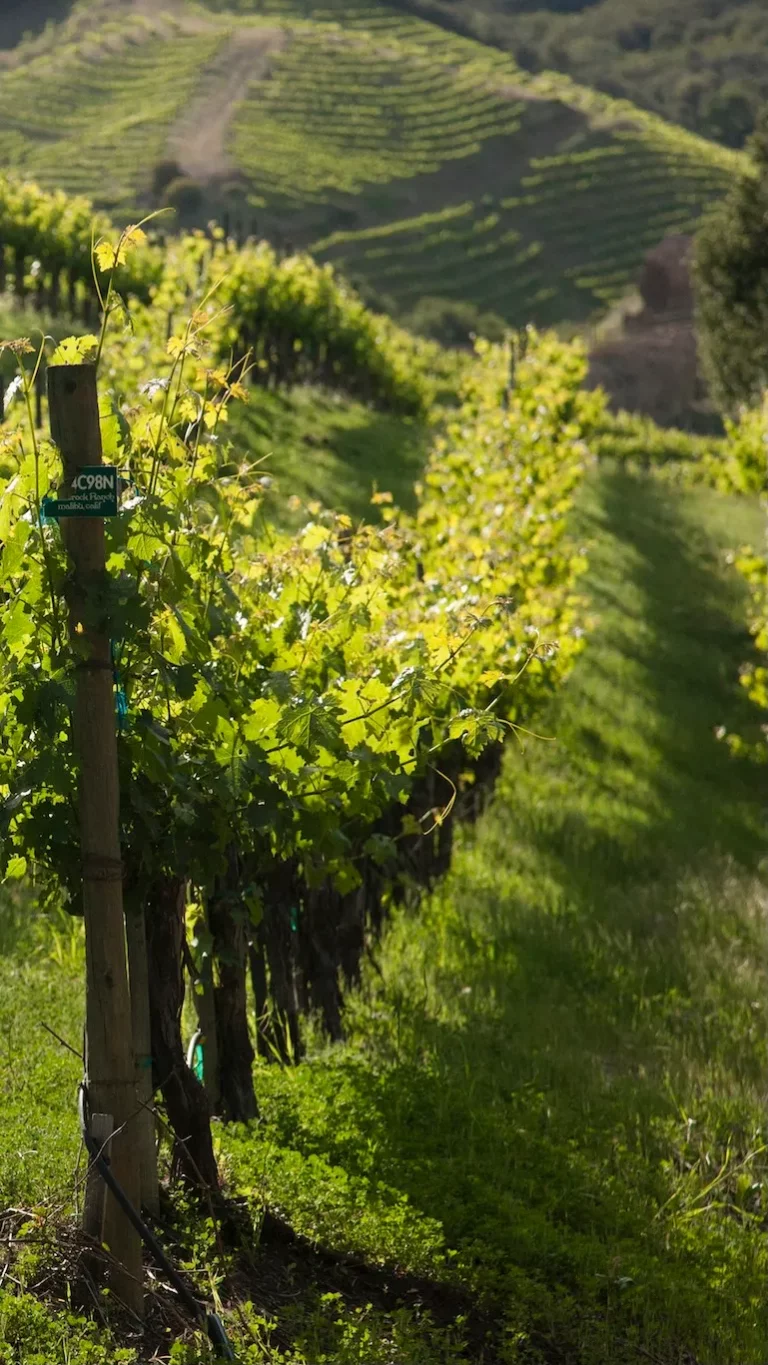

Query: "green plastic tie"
(192, 1042), (204, 1084)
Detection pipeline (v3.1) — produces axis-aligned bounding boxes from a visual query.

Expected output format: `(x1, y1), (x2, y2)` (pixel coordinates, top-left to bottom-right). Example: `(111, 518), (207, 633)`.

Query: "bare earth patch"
(166, 26), (286, 182)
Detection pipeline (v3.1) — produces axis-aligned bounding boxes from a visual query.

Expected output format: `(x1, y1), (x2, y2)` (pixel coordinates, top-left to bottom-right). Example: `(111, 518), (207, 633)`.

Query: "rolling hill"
(383, 0), (768, 150)
(0, 0), (744, 328)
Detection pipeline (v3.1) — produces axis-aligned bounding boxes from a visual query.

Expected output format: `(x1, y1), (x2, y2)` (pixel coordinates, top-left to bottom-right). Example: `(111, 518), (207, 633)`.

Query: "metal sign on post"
(42, 465), (119, 519)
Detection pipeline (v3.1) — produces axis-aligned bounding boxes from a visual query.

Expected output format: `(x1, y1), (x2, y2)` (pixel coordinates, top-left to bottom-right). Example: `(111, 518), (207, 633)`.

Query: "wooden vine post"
(125, 897), (160, 1216)
(47, 363), (144, 1316)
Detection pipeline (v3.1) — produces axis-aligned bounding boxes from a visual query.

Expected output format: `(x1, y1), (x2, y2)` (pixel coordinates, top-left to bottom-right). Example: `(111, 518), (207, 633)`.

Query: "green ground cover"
(2, 463), (767, 1362)
(228, 386), (431, 525)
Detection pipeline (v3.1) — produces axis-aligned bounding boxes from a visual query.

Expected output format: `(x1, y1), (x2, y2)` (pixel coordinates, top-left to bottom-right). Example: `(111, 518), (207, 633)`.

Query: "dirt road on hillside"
(167, 26), (285, 181)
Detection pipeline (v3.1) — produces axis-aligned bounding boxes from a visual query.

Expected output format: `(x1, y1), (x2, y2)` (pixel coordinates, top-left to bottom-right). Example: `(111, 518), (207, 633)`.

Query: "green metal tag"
(43, 466), (119, 519)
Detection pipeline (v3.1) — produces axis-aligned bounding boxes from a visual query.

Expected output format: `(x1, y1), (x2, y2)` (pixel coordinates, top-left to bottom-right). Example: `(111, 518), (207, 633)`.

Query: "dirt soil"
(167, 26), (286, 182)
(586, 233), (716, 429)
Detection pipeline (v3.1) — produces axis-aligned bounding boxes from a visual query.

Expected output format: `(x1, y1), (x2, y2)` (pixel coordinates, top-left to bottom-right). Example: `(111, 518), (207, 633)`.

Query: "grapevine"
(0, 218), (599, 1148)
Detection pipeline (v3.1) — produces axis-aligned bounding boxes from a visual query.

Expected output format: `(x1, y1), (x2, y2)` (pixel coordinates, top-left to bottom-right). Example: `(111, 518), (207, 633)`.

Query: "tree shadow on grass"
(563, 466), (767, 871)
(326, 408), (428, 518)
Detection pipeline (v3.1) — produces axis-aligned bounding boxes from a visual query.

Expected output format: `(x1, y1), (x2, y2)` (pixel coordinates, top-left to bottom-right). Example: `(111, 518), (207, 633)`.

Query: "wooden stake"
(34, 365), (44, 430)
(83, 1113), (114, 1244)
(14, 250), (25, 302)
(125, 900), (160, 1216)
(47, 363), (143, 1317)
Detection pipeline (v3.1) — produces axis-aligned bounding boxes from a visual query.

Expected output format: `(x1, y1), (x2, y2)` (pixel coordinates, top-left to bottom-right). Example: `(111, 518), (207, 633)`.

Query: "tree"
(403, 296), (506, 349)
(694, 111), (768, 412)
(702, 81), (757, 149)
(161, 176), (205, 223)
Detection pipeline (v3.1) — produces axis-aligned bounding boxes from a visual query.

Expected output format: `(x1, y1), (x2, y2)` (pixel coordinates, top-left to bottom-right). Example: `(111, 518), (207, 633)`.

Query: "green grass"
(224, 468), (768, 1362)
(228, 385), (431, 525)
(0, 896), (84, 1211)
(4, 464), (768, 1361)
(0, 0), (742, 326)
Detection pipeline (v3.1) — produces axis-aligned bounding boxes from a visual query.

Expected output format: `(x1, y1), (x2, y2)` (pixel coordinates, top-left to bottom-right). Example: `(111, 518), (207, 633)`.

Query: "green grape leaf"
(0, 520), (30, 582)
(3, 600), (33, 657)
(50, 335), (99, 365)
(4, 855), (27, 880)
(243, 697), (281, 743)
(277, 700), (341, 754)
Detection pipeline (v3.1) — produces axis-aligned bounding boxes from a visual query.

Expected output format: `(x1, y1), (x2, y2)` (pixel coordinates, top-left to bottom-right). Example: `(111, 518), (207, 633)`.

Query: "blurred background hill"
(0, 0), (756, 426)
(392, 0), (768, 148)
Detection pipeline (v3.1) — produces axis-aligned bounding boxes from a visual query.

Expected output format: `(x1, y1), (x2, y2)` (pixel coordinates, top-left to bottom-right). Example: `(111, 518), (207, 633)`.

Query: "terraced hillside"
(0, 0), (744, 326)
(377, 0), (768, 149)
(0, 11), (223, 208)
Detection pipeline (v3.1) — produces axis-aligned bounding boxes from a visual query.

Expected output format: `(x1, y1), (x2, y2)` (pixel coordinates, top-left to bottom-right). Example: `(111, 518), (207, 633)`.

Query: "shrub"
(701, 81), (758, 150)
(150, 157), (183, 199)
(403, 296), (507, 349)
(161, 175), (205, 219)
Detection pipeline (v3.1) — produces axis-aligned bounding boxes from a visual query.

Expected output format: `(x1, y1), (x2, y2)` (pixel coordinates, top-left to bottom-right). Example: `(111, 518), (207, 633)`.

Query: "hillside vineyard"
(0, 0), (741, 328)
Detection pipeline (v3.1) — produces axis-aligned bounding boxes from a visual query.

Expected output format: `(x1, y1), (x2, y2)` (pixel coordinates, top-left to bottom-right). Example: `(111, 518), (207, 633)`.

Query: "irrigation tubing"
(77, 1082), (235, 1361)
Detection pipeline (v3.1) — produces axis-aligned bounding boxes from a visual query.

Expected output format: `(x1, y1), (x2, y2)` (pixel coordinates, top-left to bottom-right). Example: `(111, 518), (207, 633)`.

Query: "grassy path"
(226, 468), (768, 1364)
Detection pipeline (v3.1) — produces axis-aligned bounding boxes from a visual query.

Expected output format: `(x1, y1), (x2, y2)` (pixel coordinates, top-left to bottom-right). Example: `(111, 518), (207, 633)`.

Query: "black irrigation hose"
(77, 1083), (235, 1361)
